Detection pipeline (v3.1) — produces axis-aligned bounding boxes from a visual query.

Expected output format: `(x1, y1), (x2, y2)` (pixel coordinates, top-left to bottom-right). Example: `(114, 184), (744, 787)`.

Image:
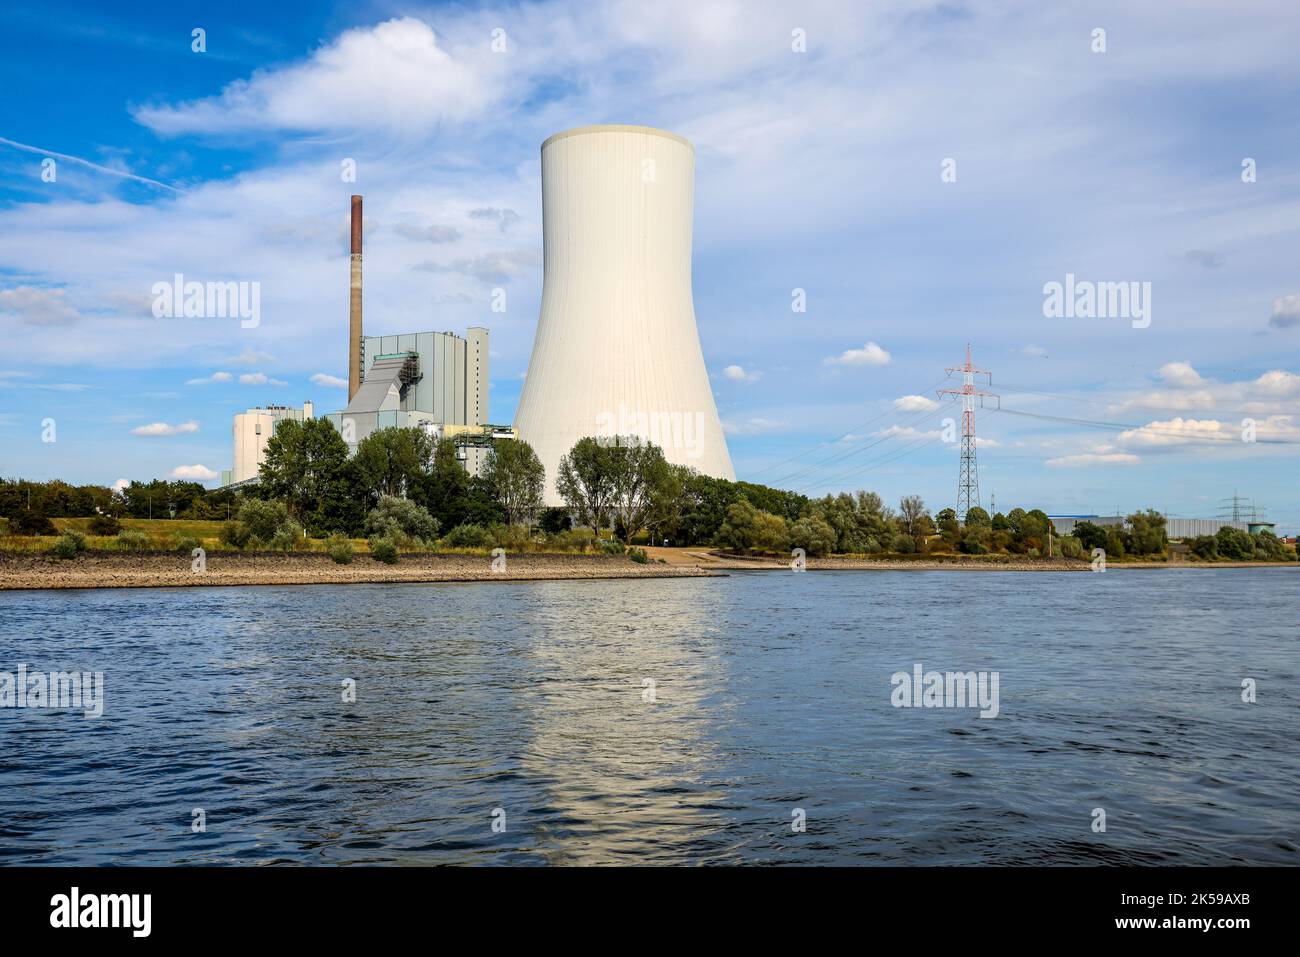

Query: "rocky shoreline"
(1, 549), (1293, 590)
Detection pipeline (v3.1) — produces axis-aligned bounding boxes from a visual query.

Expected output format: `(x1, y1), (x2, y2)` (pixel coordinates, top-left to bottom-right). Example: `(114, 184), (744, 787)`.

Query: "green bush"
(88, 514), (122, 536)
(365, 496), (439, 546)
(170, 534), (202, 553)
(116, 528), (151, 551)
(239, 499), (291, 543)
(50, 533), (82, 560)
(627, 546), (649, 564)
(1058, 535), (1083, 559)
(890, 532), (917, 554)
(11, 511), (57, 536)
(599, 538), (625, 555)
(442, 523), (495, 549)
(369, 537), (399, 564)
(244, 535), (267, 551)
(220, 520), (251, 549)
(326, 535), (354, 564)
(267, 520), (303, 552)
(789, 515), (837, 557)
(491, 522), (534, 551)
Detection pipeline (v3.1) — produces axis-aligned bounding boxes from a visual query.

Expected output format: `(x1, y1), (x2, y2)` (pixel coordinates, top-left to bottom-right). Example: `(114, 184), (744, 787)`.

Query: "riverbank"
(646, 548), (1299, 571)
(0, 550), (721, 590)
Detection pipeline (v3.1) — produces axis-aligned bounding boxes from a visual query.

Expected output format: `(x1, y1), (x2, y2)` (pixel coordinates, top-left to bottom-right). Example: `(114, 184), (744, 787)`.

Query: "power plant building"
(513, 124), (735, 503)
(324, 327), (489, 454)
(223, 402), (314, 486)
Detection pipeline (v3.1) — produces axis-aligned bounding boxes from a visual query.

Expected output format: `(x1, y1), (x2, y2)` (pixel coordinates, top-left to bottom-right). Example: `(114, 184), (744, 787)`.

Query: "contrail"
(0, 135), (183, 193)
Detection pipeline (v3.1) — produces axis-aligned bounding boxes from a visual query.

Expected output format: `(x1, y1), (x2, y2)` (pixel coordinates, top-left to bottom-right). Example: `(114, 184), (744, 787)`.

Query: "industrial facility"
(512, 124), (735, 504)
(221, 402), (314, 486)
(1048, 511), (1276, 539)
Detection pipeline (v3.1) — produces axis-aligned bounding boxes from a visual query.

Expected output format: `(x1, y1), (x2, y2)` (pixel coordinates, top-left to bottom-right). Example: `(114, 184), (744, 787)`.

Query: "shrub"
(370, 537), (399, 564)
(1058, 535), (1083, 559)
(627, 546), (649, 564)
(170, 534), (202, 553)
(116, 529), (151, 551)
(789, 515), (837, 557)
(365, 496), (439, 547)
(326, 534), (354, 564)
(890, 532), (917, 554)
(442, 523), (495, 549)
(50, 533), (82, 560)
(600, 538), (626, 555)
(220, 520), (251, 549)
(244, 535), (267, 551)
(268, 520), (303, 552)
(491, 522), (534, 551)
(88, 514), (122, 536)
(11, 511), (57, 536)
(538, 506), (571, 535)
(239, 499), (291, 543)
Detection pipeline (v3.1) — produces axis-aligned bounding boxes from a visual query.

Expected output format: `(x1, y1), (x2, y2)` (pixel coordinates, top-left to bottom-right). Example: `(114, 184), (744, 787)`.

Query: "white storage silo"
(513, 124), (736, 503)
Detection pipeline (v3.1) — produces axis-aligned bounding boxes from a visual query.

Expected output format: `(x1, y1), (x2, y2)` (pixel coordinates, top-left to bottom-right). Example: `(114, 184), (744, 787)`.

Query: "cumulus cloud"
(1045, 452), (1141, 468)
(239, 372), (287, 386)
(1269, 294), (1300, 329)
(130, 420), (200, 437)
(722, 364), (761, 383)
(1117, 417), (1230, 447)
(186, 371), (234, 385)
(310, 373), (348, 389)
(1156, 361), (1205, 387)
(170, 464), (218, 480)
(468, 207), (521, 232)
(231, 348), (276, 365)
(0, 286), (81, 325)
(824, 342), (891, 367)
(134, 18), (504, 137)
(893, 394), (939, 412)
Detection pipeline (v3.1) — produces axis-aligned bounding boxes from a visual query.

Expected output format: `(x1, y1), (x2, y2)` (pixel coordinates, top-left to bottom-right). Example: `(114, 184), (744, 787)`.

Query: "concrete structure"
(324, 327), (489, 456)
(348, 195), (363, 400)
(512, 124), (735, 504)
(226, 402), (314, 484)
(1048, 513), (1266, 540)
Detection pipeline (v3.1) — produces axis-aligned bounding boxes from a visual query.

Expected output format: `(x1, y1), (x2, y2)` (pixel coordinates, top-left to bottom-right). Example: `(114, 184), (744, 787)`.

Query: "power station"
(512, 125), (735, 503)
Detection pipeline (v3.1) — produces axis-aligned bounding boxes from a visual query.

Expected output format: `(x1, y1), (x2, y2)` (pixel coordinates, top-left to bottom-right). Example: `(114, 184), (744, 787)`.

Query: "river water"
(1, 569), (1296, 865)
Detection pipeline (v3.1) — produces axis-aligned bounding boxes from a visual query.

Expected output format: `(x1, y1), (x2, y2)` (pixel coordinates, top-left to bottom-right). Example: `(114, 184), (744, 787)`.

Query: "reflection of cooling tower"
(514, 125), (735, 504)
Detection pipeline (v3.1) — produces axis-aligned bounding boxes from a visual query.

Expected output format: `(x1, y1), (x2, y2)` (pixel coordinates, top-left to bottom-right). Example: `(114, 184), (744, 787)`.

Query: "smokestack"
(348, 194), (363, 400)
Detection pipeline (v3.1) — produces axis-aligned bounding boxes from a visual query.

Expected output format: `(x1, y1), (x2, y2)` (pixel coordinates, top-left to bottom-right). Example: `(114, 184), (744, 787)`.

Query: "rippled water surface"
(2, 569), (1296, 865)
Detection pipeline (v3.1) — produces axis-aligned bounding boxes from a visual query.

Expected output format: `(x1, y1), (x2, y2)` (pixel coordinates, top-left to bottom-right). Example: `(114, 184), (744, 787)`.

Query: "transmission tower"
(937, 344), (998, 521)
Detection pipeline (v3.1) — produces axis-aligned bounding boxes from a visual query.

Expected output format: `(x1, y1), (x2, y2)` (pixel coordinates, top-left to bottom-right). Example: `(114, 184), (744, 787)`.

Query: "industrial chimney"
(348, 194), (363, 400)
(513, 125), (735, 504)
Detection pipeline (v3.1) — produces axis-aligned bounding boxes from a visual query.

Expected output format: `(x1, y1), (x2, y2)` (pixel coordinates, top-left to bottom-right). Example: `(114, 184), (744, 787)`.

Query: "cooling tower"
(514, 124), (735, 504)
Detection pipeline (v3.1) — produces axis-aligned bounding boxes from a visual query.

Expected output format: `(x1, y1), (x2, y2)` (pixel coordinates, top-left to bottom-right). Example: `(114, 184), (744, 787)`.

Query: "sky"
(1, 0), (1298, 530)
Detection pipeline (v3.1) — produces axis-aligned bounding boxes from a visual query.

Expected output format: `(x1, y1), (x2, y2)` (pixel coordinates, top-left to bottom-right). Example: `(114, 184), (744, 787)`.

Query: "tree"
(556, 437), (618, 534)
(964, 506), (991, 527)
(412, 438), (471, 532)
(936, 508), (960, 547)
(898, 494), (933, 549)
(484, 438), (545, 527)
(258, 418), (351, 532)
(1071, 521), (1109, 552)
(364, 496), (439, 546)
(609, 440), (673, 544)
(643, 464), (687, 545)
(353, 427), (435, 500)
(1125, 509), (1168, 556)
(790, 515), (836, 556)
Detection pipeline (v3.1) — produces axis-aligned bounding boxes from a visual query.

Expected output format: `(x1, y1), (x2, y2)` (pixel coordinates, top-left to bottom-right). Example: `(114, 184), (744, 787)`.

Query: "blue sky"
(2, 0), (1299, 530)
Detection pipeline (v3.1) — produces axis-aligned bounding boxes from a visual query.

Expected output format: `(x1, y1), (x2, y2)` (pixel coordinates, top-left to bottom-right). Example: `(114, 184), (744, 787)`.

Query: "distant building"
(1047, 513), (1269, 540)
(324, 328), (488, 450)
(224, 402), (314, 485)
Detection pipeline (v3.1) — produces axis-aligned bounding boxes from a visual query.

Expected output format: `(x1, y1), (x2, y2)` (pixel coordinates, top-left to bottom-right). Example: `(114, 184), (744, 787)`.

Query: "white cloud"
(1118, 417), (1229, 447)
(1269, 293), (1300, 329)
(187, 371), (234, 385)
(239, 373), (287, 386)
(722, 364), (761, 383)
(1156, 361), (1205, 387)
(111, 478), (129, 493)
(1045, 452), (1141, 468)
(310, 373), (348, 389)
(170, 464), (218, 481)
(1020, 344), (1048, 358)
(130, 420), (200, 437)
(0, 286), (81, 325)
(231, 348), (277, 365)
(1252, 369), (1300, 396)
(134, 18), (505, 137)
(824, 342), (891, 367)
(893, 394), (938, 412)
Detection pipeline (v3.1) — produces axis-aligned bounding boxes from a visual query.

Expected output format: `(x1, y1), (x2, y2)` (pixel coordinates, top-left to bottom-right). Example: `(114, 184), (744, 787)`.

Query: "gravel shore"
(0, 550), (721, 590)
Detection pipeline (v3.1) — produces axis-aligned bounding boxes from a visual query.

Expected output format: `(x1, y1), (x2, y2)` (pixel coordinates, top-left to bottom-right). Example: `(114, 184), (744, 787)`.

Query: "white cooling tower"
(514, 124), (736, 504)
